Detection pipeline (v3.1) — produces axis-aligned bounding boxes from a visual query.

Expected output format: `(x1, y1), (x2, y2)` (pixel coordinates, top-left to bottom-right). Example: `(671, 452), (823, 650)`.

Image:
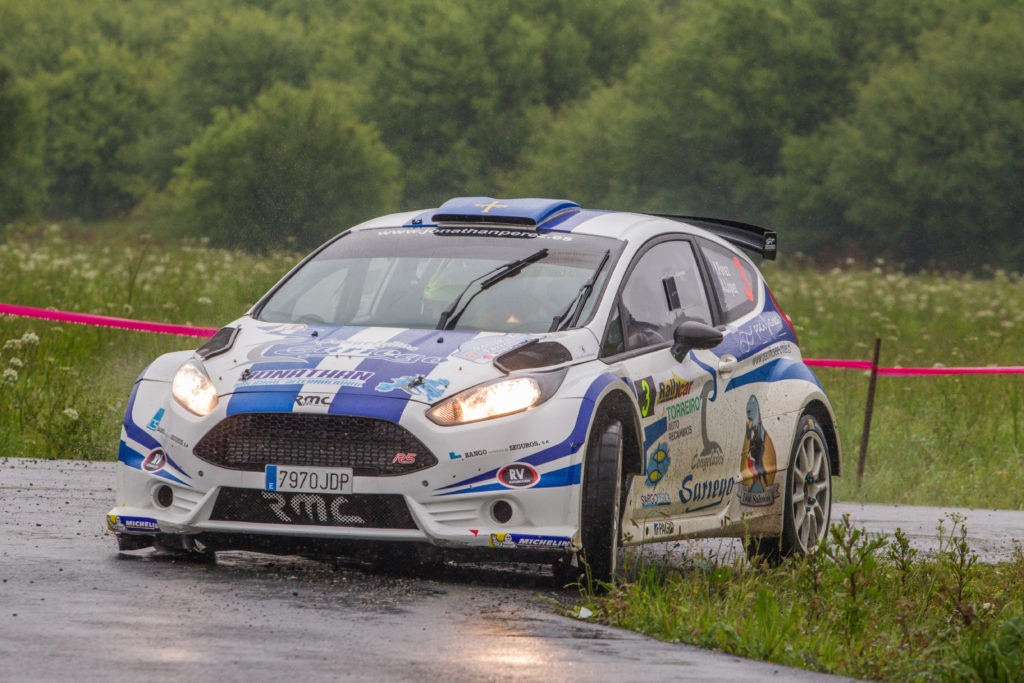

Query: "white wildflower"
(3, 339), (22, 350)
(197, 297), (212, 305)
(8, 357), (23, 367)
(2, 367), (17, 384)
(62, 408), (79, 421)
(19, 332), (39, 346)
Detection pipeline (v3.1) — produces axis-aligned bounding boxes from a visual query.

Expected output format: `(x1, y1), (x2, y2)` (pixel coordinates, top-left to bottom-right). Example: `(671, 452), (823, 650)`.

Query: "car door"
(697, 239), (782, 511)
(602, 238), (729, 525)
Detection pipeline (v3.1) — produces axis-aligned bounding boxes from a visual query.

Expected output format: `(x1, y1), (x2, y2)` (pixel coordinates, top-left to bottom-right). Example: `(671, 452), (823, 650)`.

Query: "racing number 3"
(636, 377), (655, 418)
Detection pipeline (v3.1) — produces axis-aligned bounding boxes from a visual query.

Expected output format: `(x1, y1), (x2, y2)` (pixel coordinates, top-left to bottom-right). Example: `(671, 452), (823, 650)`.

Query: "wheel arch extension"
(802, 399), (841, 477)
(592, 388), (644, 479)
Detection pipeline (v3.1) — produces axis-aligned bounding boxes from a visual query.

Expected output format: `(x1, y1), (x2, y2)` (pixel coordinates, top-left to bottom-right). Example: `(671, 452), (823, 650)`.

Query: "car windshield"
(256, 227), (622, 333)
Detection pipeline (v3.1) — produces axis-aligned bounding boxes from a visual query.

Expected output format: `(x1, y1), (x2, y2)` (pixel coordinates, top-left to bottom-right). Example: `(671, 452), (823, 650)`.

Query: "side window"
(601, 305), (625, 357)
(619, 241), (712, 351)
(700, 240), (758, 322)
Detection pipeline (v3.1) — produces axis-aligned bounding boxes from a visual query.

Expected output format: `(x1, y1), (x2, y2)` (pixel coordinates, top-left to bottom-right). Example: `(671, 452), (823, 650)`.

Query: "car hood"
(200, 318), (599, 407)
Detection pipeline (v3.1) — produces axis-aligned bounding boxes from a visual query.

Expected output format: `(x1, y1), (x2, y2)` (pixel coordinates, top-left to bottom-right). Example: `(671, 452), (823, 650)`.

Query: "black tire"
(746, 414), (832, 561)
(578, 414), (625, 584)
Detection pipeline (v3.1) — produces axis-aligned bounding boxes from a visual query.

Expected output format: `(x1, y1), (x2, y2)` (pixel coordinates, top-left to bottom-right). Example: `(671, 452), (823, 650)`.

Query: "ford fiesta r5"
(108, 197), (840, 581)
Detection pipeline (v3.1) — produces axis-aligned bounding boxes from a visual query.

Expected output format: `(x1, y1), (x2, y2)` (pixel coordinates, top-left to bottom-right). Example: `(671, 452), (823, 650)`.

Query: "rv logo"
(497, 463), (539, 488)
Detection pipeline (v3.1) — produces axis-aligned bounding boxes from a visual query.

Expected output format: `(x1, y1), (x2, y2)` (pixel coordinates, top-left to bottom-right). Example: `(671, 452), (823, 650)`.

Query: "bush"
(159, 82), (401, 250)
(0, 60), (44, 221)
(38, 42), (157, 219)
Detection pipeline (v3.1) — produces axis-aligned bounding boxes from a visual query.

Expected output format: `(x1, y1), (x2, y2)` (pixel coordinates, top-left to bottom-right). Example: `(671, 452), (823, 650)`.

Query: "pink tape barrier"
(806, 358), (1024, 376)
(3, 302), (1024, 374)
(0, 303), (219, 338)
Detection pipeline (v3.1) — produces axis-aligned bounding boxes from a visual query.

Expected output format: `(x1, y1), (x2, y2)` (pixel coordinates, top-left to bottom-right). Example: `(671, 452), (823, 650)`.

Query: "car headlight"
(171, 360), (219, 416)
(427, 370), (566, 426)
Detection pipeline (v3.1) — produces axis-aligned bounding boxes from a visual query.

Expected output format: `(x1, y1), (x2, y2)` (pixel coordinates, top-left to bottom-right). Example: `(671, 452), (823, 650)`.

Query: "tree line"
(0, 0), (1021, 269)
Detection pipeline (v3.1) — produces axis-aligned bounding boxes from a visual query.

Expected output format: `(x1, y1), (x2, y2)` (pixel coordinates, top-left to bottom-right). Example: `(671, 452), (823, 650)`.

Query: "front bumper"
(109, 380), (596, 555)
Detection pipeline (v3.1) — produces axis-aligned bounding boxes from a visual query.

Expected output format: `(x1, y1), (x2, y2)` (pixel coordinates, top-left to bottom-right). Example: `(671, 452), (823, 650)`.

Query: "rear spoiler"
(651, 214), (777, 260)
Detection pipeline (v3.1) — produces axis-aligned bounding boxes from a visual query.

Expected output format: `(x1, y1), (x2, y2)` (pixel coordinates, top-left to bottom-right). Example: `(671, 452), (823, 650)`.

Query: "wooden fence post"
(857, 337), (882, 488)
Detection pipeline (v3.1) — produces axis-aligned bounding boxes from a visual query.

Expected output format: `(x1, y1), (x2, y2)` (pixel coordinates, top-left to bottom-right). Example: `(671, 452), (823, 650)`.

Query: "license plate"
(265, 465), (353, 494)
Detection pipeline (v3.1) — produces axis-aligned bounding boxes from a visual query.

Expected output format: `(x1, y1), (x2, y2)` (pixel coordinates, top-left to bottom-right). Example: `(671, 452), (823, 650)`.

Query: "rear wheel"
(747, 414), (832, 560)
(577, 415), (625, 584)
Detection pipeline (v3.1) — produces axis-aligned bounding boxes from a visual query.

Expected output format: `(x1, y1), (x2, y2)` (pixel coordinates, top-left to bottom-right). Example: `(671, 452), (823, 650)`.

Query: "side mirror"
(671, 321), (723, 362)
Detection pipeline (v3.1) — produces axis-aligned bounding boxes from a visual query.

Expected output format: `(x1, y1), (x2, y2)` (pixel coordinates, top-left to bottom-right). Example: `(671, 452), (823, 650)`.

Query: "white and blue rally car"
(108, 197), (840, 580)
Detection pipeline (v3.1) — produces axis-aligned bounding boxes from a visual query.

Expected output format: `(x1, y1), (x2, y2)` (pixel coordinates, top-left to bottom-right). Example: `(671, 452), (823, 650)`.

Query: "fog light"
(154, 485), (174, 508)
(491, 500), (513, 524)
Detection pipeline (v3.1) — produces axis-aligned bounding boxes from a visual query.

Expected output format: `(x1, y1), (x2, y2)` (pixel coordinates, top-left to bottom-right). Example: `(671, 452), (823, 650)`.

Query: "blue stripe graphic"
(226, 326), (364, 415)
(118, 440), (144, 468)
(707, 282), (798, 363)
(436, 372), (622, 494)
(118, 440), (191, 486)
(537, 209), (609, 233)
(153, 469), (189, 486)
(122, 382), (161, 452)
(643, 418), (668, 453)
(336, 328), (478, 422)
(724, 357), (822, 393)
(436, 463), (583, 496)
(163, 453), (191, 481)
(689, 352), (718, 402)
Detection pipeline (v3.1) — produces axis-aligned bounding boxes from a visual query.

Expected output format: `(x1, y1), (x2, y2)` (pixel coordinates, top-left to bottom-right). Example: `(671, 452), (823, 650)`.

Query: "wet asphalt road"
(2, 460), (1020, 682)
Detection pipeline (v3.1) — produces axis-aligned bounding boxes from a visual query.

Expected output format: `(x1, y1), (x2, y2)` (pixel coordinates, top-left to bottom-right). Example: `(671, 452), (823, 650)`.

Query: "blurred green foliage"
(0, 60), (44, 222)
(161, 82), (400, 249)
(0, 0), (1021, 265)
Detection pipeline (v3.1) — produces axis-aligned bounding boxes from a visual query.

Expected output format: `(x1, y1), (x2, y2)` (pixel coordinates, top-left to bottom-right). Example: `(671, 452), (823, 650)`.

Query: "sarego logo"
(497, 463), (539, 488)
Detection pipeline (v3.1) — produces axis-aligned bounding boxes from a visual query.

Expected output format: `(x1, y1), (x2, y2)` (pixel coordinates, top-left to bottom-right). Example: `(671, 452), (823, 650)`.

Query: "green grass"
(762, 258), (1024, 509)
(570, 514), (1024, 681)
(3, 224), (1024, 510)
(0, 222), (297, 459)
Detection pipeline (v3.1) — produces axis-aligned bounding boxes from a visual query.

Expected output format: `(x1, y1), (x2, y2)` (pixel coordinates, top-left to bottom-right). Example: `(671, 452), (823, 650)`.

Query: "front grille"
(210, 487), (417, 529)
(193, 413), (437, 475)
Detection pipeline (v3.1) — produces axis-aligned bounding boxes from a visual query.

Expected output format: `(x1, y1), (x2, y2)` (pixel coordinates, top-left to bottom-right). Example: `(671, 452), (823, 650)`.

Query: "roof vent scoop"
(433, 197), (580, 228)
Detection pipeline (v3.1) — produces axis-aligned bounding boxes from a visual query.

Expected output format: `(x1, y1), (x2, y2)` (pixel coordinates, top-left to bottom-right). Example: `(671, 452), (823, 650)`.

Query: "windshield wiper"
(548, 249), (611, 332)
(436, 248), (550, 330)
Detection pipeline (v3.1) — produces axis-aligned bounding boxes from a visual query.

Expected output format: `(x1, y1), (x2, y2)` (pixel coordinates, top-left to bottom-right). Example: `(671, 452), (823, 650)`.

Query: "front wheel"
(748, 414), (832, 560)
(577, 415), (625, 584)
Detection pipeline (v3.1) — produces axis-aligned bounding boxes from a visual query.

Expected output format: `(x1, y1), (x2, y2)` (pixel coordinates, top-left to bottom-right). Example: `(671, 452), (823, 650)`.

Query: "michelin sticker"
(107, 515), (160, 533)
(490, 533), (572, 550)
